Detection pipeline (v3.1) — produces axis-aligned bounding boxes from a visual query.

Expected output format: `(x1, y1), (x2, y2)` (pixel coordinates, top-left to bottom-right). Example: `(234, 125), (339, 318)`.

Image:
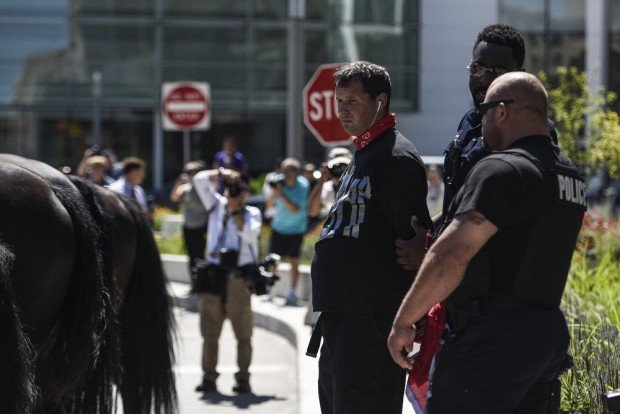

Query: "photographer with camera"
(265, 157), (310, 306)
(192, 167), (262, 394)
(308, 147), (353, 219)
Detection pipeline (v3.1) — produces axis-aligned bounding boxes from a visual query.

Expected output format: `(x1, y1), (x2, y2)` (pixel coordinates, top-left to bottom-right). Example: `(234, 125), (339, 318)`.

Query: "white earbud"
(376, 100), (382, 111)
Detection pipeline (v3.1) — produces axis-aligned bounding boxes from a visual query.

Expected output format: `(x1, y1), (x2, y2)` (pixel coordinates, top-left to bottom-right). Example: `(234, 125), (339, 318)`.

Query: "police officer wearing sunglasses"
(389, 72), (585, 412)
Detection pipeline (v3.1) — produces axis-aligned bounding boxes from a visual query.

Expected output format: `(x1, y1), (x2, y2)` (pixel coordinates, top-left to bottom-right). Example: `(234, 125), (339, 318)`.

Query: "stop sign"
(162, 82), (211, 131)
(303, 64), (350, 146)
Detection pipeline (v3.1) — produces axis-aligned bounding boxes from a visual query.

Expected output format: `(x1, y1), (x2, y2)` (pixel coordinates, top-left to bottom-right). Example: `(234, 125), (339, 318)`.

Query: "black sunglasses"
(479, 99), (515, 115)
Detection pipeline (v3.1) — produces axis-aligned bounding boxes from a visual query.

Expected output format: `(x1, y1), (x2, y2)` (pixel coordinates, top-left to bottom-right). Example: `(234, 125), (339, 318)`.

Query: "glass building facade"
(0, 0), (419, 188)
(608, 1), (620, 100)
(499, 0), (586, 77)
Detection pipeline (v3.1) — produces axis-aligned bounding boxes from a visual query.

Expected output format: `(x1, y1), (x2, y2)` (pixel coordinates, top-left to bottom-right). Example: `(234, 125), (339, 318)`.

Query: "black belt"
(306, 313), (323, 358)
(448, 297), (553, 332)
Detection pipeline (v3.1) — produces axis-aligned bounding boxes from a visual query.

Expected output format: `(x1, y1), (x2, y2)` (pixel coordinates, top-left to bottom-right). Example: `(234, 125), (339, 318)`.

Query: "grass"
(559, 211), (620, 413)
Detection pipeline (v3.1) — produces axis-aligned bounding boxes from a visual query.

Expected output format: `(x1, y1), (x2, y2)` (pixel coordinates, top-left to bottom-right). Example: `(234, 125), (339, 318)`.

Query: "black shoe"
(195, 378), (217, 393)
(232, 379), (251, 393)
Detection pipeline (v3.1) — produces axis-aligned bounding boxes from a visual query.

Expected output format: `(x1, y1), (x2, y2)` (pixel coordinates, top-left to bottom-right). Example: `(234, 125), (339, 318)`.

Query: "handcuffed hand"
(395, 215), (429, 270)
(387, 324), (417, 370)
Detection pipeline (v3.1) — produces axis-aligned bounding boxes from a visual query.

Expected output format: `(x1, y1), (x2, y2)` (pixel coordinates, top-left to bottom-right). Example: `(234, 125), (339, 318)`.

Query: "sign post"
(162, 81), (211, 166)
(303, 64), (350, 146)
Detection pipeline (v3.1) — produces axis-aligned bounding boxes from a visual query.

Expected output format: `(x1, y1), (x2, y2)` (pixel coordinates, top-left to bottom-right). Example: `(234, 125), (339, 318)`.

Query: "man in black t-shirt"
(388, 73), (586, 412)
(309, 61), (432, 413)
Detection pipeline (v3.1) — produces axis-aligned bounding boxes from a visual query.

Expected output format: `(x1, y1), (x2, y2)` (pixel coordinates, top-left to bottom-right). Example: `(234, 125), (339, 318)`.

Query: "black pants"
(318, 312), (405, 414)
(427, 308), (569, 414)
(183, 225), (207, 272)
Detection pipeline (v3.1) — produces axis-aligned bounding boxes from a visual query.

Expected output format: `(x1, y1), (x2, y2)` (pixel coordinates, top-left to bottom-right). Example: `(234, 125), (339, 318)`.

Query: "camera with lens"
(267, 173), (286, 188)
(218, 248), (239, 271)
(239, 253), (281, 295)
(328, 163), (348, 178)
(327, 156), (350, 179)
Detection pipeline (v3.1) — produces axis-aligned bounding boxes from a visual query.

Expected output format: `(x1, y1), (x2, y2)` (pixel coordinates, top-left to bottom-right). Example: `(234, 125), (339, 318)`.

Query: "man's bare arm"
(387, 210), (498, 369)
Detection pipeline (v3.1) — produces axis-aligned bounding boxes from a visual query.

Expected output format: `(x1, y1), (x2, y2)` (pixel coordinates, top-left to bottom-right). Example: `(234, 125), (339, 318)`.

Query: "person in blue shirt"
(267, 157), (309, 306)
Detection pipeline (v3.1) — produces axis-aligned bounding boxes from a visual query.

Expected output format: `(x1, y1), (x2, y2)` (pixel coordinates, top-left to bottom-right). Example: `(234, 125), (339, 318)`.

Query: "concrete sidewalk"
(165, 254), (415, 414)
(169, 282), (320, 414)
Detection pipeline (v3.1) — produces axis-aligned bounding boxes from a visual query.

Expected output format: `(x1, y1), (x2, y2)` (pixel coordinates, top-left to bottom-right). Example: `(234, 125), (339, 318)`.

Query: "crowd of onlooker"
(66, 135), (445, 307)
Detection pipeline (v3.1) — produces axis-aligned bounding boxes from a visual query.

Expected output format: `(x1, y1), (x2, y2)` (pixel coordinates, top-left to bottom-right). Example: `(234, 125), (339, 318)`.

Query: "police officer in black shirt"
(388, 72), (586, 412)
(396, 24), (558, 270)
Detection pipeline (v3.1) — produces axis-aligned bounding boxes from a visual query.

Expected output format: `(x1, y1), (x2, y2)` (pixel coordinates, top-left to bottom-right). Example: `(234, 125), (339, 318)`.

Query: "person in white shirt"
(107, 156), (149, 213)
(192, 167), (262, 394)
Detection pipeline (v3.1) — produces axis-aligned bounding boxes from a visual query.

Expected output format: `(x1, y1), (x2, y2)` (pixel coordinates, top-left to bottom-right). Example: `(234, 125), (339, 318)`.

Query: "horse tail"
(43, 184), (113, 413)
(0, 241), (38, 413)
(65, 177), (119, 413)
(120, 199), (178, 414)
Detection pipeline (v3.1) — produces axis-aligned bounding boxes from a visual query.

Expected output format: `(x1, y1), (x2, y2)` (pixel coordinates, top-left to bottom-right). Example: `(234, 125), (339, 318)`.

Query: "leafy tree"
(540, 66), (620, 178)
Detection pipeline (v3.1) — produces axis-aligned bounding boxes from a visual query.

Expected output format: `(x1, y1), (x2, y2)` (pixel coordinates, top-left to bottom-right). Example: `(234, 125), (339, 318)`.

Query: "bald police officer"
(388, 72), (586, 413)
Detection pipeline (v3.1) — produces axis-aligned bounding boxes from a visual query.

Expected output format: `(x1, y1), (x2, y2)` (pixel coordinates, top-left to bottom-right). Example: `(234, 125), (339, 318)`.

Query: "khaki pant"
(200, 275), (253, 381)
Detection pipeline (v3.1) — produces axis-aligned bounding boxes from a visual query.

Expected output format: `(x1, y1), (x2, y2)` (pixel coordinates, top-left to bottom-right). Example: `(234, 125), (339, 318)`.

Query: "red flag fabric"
(405, 302), (448, 413)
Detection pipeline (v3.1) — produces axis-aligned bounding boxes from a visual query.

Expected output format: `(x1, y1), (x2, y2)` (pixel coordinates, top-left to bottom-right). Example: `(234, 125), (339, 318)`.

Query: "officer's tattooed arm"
(454, 210), (487, 225)
(388, 209), (497, 370)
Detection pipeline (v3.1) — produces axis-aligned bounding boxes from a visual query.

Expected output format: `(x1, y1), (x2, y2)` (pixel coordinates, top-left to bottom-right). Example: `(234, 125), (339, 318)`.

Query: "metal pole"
(183, 129), (190, 166)
(153, 0), (164, 190)
(286, 0), (305, 159)
(92, 71), (102, 147)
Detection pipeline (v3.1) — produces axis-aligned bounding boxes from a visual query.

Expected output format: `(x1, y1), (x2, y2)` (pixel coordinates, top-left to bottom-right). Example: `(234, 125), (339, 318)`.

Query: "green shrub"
(560, 212), (620, 412)
(155, 233), (187, 255)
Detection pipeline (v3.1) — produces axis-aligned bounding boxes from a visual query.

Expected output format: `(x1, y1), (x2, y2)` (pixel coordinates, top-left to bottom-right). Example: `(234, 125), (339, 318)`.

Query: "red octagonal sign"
(303, 64), (350, 146)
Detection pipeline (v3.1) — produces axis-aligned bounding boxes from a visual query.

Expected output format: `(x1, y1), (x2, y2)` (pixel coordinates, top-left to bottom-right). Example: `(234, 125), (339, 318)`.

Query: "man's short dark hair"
(474, 24), (525, 68)
(334, 61), (392, 111)
(122, 156), (146, 175)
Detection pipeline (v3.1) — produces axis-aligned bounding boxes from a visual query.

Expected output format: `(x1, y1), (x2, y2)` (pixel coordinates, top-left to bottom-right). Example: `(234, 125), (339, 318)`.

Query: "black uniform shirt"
(311, 129), (432, 314)
(446, 135), (585, 310)
(441, 109), (559, 225)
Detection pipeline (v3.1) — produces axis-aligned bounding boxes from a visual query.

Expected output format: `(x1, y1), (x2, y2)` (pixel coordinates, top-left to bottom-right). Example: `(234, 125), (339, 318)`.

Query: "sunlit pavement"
(173, 307), (298, 413)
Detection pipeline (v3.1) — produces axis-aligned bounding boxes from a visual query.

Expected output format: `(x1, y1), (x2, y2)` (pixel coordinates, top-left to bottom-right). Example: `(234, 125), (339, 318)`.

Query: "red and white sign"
(162, 82), (211, 131)
(303, 64), (350, 146)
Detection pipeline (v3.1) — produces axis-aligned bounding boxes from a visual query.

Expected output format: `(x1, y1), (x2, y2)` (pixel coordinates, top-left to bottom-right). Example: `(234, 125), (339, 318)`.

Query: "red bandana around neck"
(352, 113), (397, 150)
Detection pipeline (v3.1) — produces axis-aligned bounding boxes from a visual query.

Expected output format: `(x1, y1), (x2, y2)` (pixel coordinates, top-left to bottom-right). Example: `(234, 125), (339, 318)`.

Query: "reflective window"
(74, 0), (155, 15)
(499, 0), (585, 77)
(252, 0), (288, 18)
(163, 21), (245, 63)
(499, 0), (544, 31)
(0, 17), (68, 105)
(0, 0), (420, 173)
(550, 0), (585, 31)
(163, 0), (246, 17)
(0, 0), (67, 13)
(73, 20), (155, 62)
(252, 24), (288, 62)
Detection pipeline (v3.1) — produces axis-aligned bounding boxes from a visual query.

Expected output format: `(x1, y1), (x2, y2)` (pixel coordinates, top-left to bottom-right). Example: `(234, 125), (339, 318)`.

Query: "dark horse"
(0, 154), (177, 413)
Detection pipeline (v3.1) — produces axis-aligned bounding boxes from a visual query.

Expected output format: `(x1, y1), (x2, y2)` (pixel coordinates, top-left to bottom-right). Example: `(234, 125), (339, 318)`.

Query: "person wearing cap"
(267, 157), (310, 306)
(308, 149), (353, 219)
(170, 160), (209, 272)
